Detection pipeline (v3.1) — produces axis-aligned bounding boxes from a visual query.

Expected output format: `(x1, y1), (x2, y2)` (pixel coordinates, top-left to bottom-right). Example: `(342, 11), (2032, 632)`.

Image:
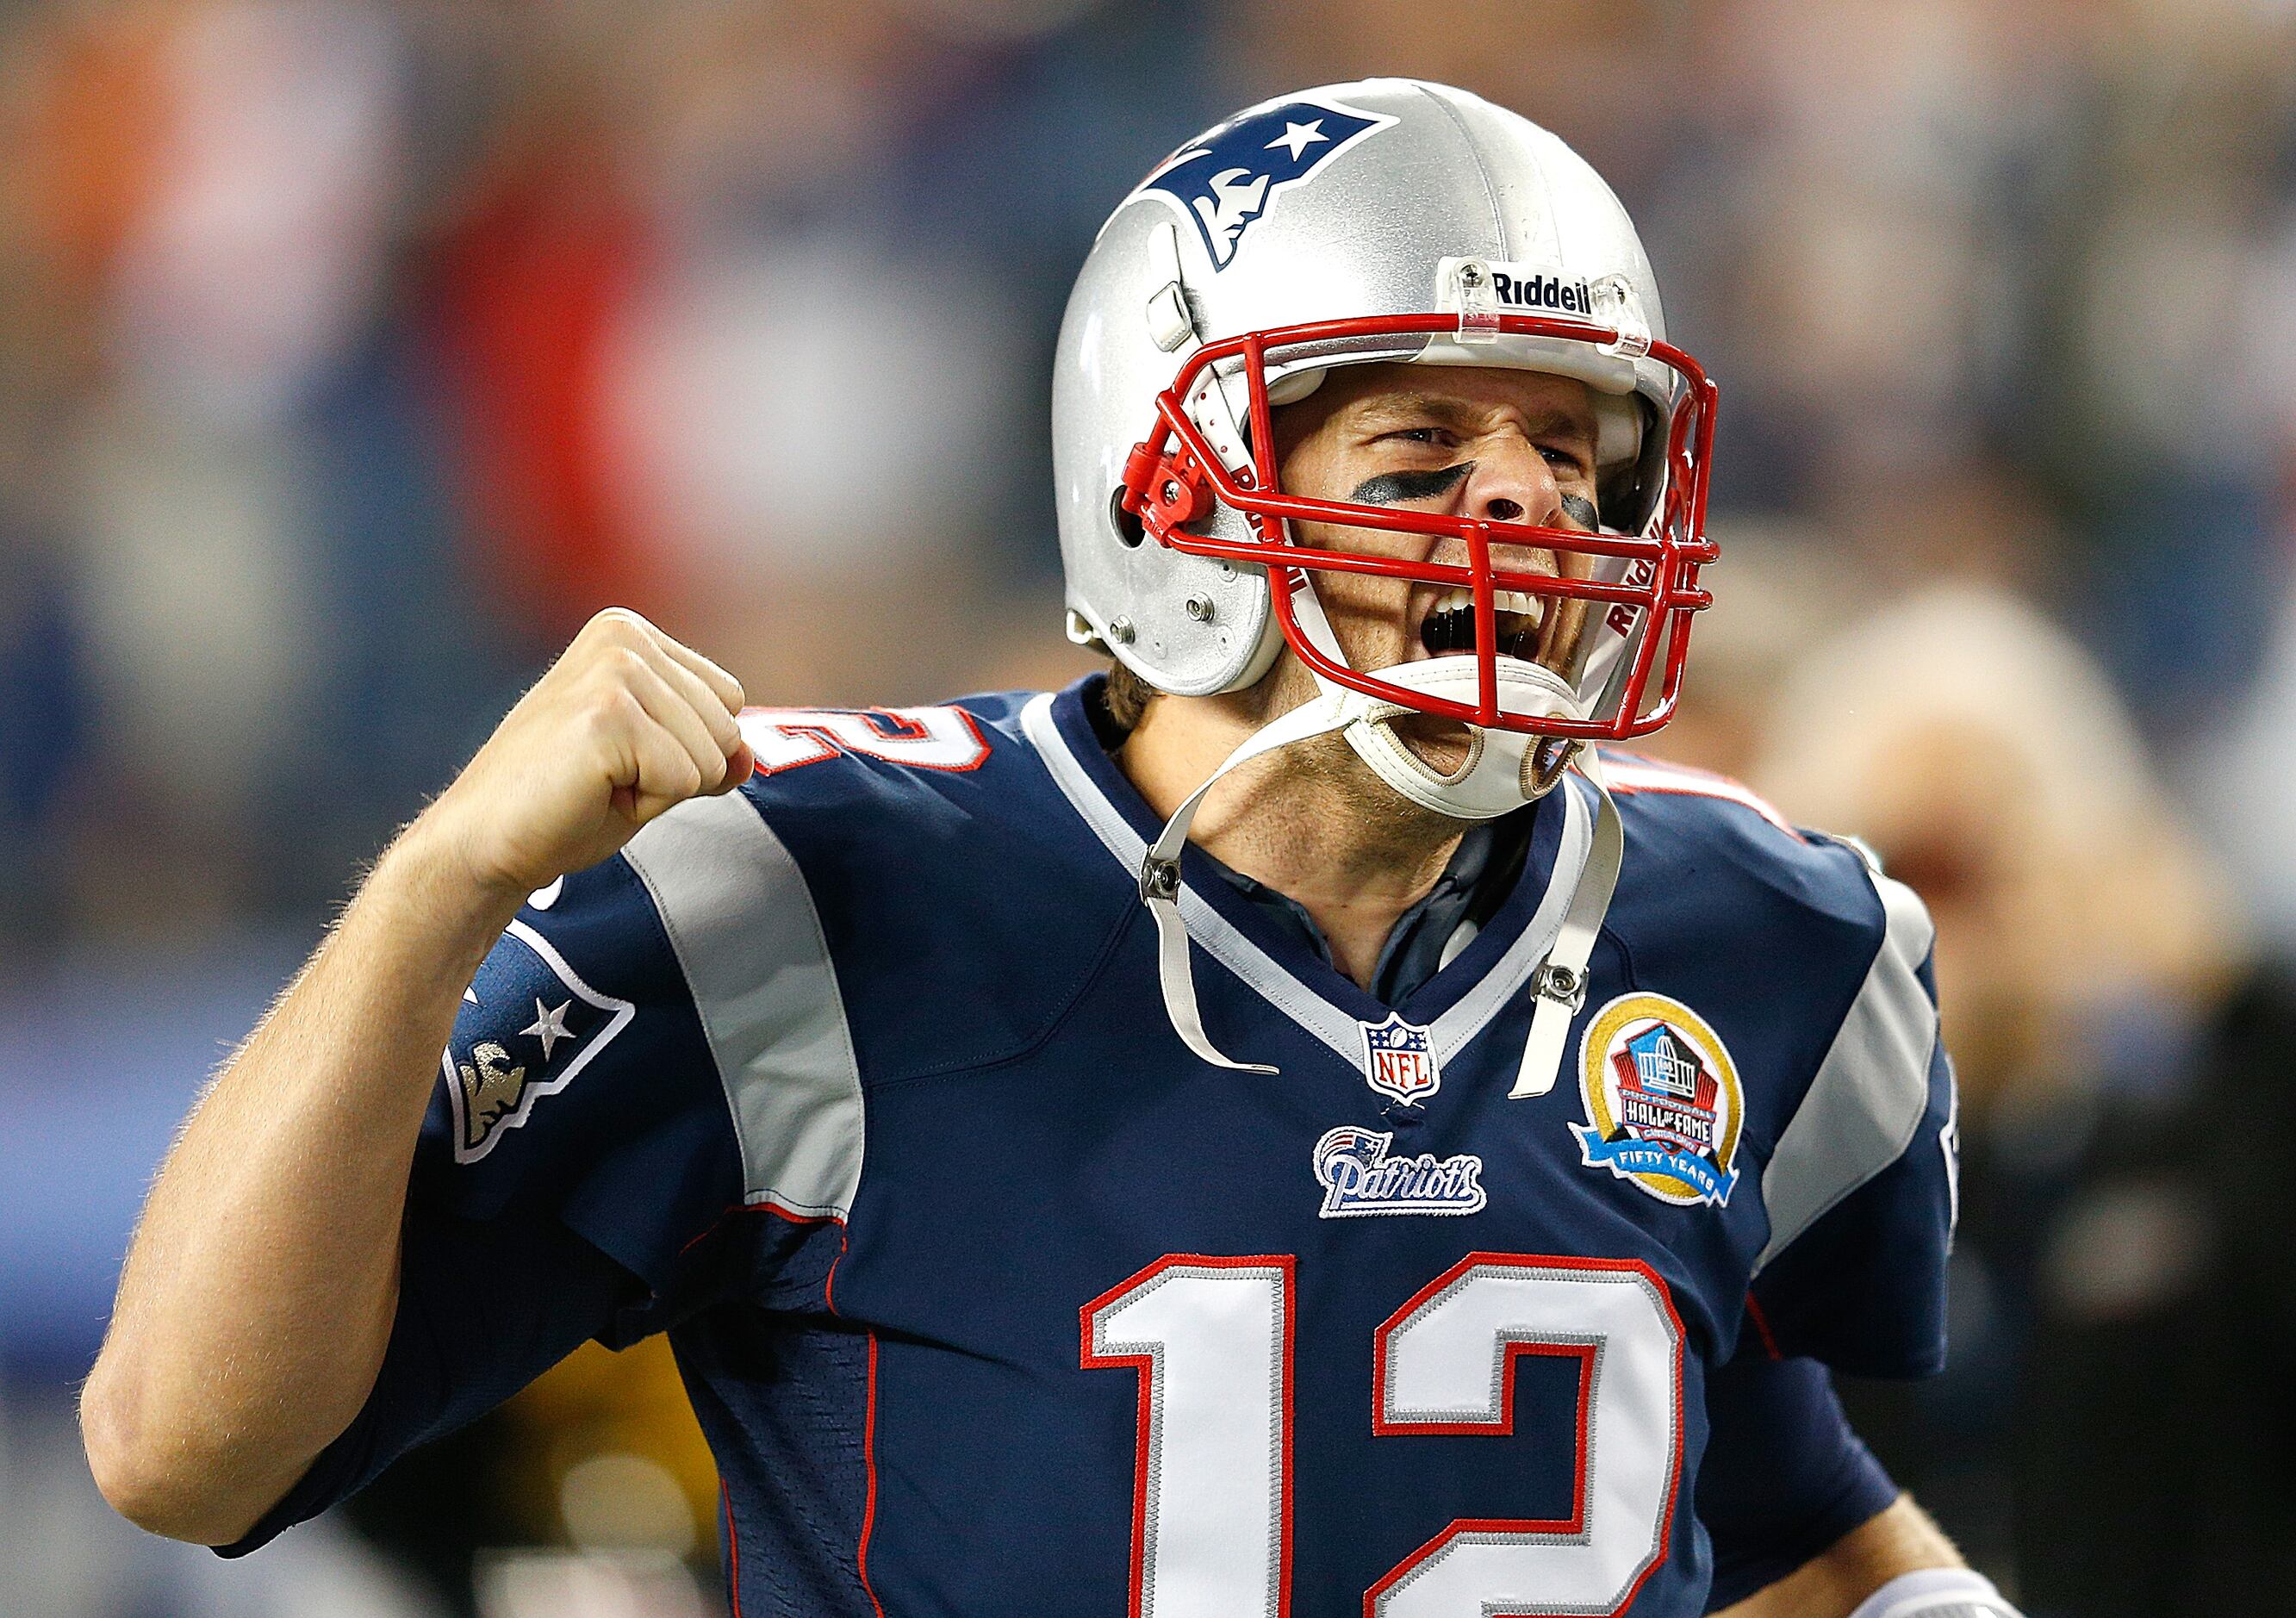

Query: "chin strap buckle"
(1138, 854), (1181, 905)
(1529, 960), (1588, 1013)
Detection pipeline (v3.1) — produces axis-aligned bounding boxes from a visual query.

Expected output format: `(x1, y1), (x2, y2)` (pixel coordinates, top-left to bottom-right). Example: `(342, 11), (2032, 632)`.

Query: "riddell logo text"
(1490, 271), (1594, 314)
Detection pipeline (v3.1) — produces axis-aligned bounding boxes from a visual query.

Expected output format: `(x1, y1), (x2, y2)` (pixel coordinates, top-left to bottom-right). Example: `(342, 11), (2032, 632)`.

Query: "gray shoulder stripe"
(622, 792), (863, 1221)
(1754, 867), (1938, 1273)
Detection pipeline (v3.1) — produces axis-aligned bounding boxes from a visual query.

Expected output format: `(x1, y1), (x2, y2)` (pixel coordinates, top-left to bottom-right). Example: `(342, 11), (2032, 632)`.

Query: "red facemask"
(1117, 311), (1720, 740)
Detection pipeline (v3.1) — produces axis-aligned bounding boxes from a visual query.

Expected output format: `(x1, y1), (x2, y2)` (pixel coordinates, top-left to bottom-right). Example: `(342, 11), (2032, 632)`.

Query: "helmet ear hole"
(1106, 486), (1148, 548)
(1108, 487), (1148, 549)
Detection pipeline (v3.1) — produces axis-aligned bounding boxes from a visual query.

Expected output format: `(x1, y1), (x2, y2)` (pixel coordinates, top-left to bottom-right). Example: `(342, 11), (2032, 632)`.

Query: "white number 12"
(1082, 1252), (1683, 1618)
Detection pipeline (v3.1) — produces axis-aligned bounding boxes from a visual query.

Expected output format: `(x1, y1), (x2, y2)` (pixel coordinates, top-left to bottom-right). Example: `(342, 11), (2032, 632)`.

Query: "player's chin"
(1389, 713), (1476, 779)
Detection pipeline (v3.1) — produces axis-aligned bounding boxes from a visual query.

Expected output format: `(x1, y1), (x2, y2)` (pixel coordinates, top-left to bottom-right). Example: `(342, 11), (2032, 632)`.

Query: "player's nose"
(1462, 434), (1565, 529)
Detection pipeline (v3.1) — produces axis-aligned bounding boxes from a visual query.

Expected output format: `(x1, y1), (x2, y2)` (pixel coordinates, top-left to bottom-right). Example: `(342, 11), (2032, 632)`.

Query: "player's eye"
(1379, 426), (1454, 448)
(1539, 443), (1593, 478)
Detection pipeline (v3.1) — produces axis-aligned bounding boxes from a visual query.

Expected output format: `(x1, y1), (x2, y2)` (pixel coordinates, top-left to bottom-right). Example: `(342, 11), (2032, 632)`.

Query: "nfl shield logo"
(1360, 1012), (1441, 1105)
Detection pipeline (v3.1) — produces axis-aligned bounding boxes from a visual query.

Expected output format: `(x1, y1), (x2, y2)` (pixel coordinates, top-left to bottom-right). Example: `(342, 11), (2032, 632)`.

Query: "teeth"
(1427, 588), (1541, 622)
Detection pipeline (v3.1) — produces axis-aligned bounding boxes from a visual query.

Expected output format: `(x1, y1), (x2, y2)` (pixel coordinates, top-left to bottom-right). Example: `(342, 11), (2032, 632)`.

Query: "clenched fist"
(420, 609), (756, 900)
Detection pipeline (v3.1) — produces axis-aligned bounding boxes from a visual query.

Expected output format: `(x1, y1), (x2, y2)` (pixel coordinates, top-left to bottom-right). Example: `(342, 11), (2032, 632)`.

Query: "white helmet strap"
(1285, 574), (1587, 818)
(1136, 688), (1353, 1077)
(1135, 569), (1623, 1096)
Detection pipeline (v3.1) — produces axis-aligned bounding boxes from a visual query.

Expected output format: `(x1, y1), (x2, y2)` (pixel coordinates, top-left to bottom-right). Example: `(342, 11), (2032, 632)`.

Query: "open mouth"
(1418, 588), (1544, 660)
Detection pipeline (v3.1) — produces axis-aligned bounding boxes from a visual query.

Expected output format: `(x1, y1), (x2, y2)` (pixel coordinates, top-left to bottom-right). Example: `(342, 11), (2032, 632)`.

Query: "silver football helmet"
(1051, 78), (1718, 741)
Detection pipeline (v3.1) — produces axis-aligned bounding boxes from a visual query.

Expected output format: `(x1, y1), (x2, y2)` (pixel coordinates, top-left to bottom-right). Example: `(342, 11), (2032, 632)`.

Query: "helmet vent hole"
(1109, 488), (1147, 549)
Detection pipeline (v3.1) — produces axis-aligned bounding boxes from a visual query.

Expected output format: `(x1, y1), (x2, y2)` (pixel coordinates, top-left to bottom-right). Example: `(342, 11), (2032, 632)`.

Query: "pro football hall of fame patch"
(1572, 993), (1744, 1208)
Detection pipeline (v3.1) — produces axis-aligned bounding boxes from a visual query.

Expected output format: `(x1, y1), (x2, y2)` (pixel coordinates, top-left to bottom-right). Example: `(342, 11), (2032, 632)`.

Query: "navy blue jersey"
(231, 677), (1951, 1616)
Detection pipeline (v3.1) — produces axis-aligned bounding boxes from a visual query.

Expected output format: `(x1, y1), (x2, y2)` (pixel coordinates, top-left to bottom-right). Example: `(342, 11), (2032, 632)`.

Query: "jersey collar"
(1021, 679), (1596, 1075)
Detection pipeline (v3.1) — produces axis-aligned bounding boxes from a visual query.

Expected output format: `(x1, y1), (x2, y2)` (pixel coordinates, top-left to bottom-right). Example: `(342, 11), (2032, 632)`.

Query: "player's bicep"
(214, 1194), (641, 1554)
(1751, 868), (1957, 1374)
(1697, 1354), (1900, 1610)
(216, 853), (744, 1553)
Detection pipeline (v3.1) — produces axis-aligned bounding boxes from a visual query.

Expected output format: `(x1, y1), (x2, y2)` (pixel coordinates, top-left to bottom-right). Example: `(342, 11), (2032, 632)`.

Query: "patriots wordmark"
(1314, 1125), (1487, 1217)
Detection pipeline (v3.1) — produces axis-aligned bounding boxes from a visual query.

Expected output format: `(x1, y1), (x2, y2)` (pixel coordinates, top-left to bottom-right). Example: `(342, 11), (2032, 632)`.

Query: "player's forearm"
(81, 818), (524, 1545)
(1714, 1495), (1963, 1618)
(84, 612), (747, 1545)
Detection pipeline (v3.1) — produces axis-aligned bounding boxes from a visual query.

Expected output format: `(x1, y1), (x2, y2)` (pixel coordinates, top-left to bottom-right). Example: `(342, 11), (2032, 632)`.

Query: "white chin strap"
(1136, 577), (1623, 1098)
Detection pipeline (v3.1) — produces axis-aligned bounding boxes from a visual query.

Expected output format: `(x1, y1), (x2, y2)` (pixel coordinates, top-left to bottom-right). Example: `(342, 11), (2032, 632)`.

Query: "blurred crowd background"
(3, 0), (2293, 1614)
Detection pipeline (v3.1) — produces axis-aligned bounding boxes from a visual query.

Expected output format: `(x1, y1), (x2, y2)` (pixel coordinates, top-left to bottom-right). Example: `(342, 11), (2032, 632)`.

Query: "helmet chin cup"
(1337, 656), (1586, 819)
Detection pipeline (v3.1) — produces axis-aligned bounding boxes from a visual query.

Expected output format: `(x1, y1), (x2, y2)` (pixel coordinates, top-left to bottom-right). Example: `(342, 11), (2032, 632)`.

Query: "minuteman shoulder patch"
(444, 918), (636, 1162)
(1572, 993), (1743, 1208)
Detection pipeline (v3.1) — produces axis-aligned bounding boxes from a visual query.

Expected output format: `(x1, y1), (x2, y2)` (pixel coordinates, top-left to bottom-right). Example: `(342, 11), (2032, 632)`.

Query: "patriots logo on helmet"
(1137, 97), (1397, 271)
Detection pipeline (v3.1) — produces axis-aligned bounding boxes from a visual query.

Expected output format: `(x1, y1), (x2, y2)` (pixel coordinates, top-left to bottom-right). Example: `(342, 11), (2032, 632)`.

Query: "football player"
(84, 81), (2012, 1617)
